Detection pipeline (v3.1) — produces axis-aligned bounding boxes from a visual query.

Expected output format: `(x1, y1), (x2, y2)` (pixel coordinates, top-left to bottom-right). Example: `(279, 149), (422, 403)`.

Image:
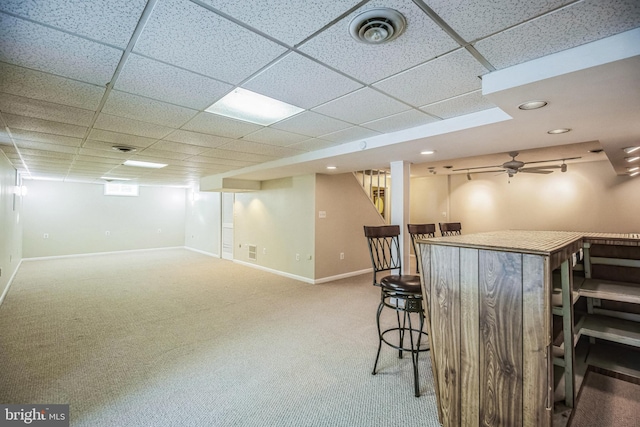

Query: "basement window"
(104, 182), (139, 196)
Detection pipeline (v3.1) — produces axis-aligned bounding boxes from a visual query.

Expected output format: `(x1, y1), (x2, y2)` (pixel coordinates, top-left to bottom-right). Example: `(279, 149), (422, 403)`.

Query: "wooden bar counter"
(417, 231), (584, 427)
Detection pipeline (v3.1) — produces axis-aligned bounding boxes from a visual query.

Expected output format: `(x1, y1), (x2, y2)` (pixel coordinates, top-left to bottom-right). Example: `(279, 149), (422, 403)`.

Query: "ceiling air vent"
(112, 145), (137, 153)
(349, 8), (406, 44)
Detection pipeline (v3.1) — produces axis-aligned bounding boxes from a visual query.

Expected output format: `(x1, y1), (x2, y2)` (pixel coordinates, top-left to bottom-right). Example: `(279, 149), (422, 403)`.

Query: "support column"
(390, 161), (411, 270)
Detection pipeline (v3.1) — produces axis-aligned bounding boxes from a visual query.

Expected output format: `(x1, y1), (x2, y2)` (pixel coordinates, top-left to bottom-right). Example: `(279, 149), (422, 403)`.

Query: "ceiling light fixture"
(205, 88), (304, 126)
(101, 176), (131, 181)
(625, 156), (640, 163)
(628, 166), (640, 172)
(518, 100), (548, 110)
(421, 150), (435, 155)
(349, 8), (406, 44)
(631, 171), (640, 177)
(123, 160), (167, 169)
(326, 166), (337, 170)
(623, 146), (640, 154)
(547, 128), (571, 134)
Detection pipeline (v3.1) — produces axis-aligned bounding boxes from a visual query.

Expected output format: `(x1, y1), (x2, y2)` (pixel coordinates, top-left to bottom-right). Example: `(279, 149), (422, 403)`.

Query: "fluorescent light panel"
(205, 88), (304, 126)
(123, 160), (167, 169)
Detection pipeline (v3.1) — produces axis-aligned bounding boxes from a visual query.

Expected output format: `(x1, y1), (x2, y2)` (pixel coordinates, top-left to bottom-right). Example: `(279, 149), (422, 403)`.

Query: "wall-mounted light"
(628, 166), (640, 172)
(630, 171), (640, 177)
(625, 156), (640, 163)
(623, 146), (640, 154)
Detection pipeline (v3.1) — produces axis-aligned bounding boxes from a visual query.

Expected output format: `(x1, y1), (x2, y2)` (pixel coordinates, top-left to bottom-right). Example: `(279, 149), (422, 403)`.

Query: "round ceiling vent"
(349, 8), (406, 44)
(112, 145), (137, 153)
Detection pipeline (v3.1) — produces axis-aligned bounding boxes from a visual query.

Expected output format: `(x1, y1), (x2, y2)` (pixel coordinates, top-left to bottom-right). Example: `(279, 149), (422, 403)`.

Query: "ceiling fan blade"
(525, 156), (582, 165)
(453, 165), (502, 172)
(520, 169), (553, 174)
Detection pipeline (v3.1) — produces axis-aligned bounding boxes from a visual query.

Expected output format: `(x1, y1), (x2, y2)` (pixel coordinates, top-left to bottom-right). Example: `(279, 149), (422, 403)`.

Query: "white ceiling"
(0, 0), (639, 187)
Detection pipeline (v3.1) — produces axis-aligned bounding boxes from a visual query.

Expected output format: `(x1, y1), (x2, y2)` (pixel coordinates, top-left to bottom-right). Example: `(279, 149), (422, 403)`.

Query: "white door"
(221, 192), (234, 260)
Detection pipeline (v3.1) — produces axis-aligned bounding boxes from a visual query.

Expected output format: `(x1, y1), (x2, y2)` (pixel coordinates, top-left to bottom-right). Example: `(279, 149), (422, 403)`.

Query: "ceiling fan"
(454, 152), (581, 178)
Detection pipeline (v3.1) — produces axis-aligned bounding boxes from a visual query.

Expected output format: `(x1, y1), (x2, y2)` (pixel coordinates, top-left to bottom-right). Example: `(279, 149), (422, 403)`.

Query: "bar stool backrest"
(363, 225), (402, 286)
(407, 224), (436, 274)
(439, 222), (462, 236)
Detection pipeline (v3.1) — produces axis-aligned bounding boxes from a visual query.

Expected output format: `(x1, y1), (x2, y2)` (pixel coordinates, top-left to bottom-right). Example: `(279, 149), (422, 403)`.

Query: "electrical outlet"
(157, 228), (162, 233)
(105, 231), (110, 236)
(263, 248), (267, 255)
(307, 255), (312, 260)
(340, 252), (345, 260)
(295, 253), (300, 261)
(43, 233), (49, 239)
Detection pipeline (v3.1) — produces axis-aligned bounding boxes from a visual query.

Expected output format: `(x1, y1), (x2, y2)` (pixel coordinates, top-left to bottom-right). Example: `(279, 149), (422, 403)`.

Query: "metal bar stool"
(407, 224), (436, 274)
(363, 225), (430, 397)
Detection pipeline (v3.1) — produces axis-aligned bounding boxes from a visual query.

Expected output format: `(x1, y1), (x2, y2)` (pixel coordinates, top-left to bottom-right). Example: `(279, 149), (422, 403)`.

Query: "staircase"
(353, 169), (389, 221)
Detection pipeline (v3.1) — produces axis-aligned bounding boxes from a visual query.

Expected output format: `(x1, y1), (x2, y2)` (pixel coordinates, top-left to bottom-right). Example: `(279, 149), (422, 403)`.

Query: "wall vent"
(248, 244), (257, 261)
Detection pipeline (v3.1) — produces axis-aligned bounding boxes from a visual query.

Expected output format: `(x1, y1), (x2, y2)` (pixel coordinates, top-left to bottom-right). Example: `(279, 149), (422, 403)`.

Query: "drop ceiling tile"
(181, 113), (262, 139)
(3, 113), (87, 138)
(186, 156), (255, 168)
(421, 90), (497, 119)
(271, 111), (352, 137)
(242, 127), (308, 147)
(319, 126), (380, 144)
(76, 148), (132, 160)
(134, 0), (287, 84)
(299, 0), (459, 84)
(374, 49), (487, 107)
(362, 110), (439, 133)
(147, 140), (211, 155)
(0, 13), (122, 85)
(0, 63), (104, 110)
(428, 0), (571, 42)
(242, 53), (362, 109)
(102, 90), (197, 128)
(94, 114), (174, 139)
(287, 138), (340, 152)
(11, 129), (82, 147)
(12, 140), (78, 154)
(201, 0), (361, 46)
(474, 0), (640, 69)
(163, 130), (234, 149)
(137, 148), (192, 161)
(312, 87), (410, 124)
(115, 54), (233, 110)
(18, 148), (75, 159)
(87, 129), (158, 148)
(197, 149), (277, 163)
(0, 0), (147, 48)
(0, 93), (95, 126)
(217, 140), (305, 158)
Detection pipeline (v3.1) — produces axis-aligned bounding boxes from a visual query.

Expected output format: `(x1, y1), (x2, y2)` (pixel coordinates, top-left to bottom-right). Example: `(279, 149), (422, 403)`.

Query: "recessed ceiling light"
(326, 166), (337, 170)
(421, 150), (435, 155)
(588, 149), (604, 153)
(101, 176), (131, 181)
(547, 128), (571, 134)
(623, 146), (640, 154)
(518, 100), (548, 110)
(205, 88), (304, 126)
(123, 160), (167, 169)
(625, 156), (640, 163)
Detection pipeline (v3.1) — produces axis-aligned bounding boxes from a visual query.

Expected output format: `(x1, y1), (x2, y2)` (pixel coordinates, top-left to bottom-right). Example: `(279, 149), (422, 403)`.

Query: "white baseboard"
(0, 259), (23, 307)
(184, 247), (220, 258)
(22, 246), (185, 261)
(233, 259), (372, 285)
(313, 268), (372, 284)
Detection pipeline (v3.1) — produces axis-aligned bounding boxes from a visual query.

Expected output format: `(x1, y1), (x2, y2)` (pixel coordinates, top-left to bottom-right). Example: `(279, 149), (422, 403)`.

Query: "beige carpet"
(0, 249), (440, 427)
(569, 370), (640, 427)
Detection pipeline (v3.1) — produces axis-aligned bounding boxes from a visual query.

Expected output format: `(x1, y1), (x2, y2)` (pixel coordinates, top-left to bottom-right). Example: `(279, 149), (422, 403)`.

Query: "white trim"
(0, 259), (23, 307)
(233, 259), (315, 284)
(313, 268), (373, 284)
(184, 247), (220, 258)
(22, 246), (185, 261)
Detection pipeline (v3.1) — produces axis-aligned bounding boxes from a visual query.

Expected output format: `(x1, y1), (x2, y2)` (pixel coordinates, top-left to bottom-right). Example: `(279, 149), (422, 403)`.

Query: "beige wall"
(234, 175), (316, 280)
(315, 173), (385, 281)
(410, 160), (640, 235)
(185, 190), (221, 256)
(22, 180), (186, 258)
(0, 154), (22, 298)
